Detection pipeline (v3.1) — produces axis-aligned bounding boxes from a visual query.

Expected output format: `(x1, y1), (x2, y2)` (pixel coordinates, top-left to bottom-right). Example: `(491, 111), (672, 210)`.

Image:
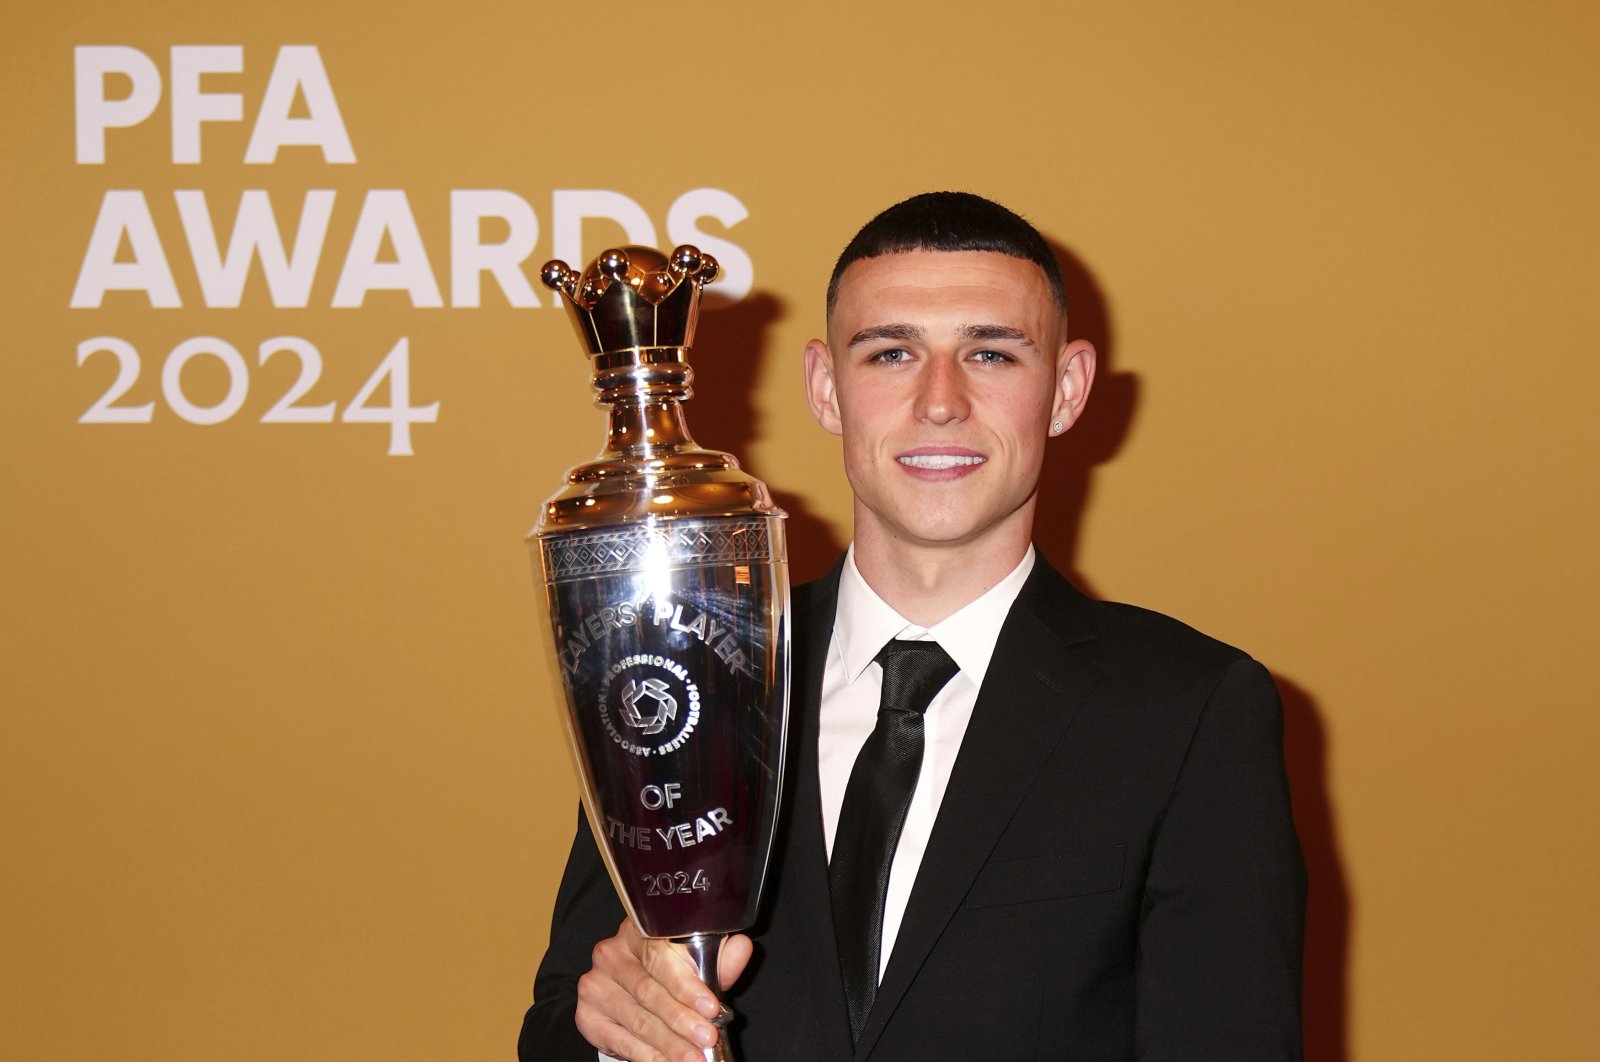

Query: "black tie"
(829, 638), (960, 1042)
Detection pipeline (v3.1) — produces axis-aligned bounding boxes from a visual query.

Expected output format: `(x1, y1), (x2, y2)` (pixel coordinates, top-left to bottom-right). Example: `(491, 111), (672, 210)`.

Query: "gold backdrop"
(3, 2), (1595, 1059)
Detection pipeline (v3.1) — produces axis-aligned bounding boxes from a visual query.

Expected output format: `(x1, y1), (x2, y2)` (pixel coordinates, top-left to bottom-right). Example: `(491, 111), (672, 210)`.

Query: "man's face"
(804, 250), (1095, 555)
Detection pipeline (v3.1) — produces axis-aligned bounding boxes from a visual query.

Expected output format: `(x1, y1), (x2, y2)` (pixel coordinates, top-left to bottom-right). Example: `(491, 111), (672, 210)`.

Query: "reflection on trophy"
(530, 245), (790, 1061)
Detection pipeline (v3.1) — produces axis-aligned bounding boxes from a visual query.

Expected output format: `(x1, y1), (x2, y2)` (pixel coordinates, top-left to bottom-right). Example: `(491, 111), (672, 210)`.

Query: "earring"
(1052, 420), (1064, 435)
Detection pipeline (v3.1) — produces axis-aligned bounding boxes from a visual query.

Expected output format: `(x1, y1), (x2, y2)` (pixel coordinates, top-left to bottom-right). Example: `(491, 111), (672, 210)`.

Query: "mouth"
(897, 453), (986, 470)
(895, 448), (987, 474)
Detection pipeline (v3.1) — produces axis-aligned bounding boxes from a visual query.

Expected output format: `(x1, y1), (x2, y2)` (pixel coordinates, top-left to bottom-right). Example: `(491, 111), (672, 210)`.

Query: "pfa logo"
(619, 676), (676, 735)
(598, 653), (701, 757)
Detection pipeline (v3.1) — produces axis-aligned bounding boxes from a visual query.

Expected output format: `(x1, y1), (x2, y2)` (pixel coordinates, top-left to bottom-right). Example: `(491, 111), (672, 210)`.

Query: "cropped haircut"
(825, 191), (1068, 317)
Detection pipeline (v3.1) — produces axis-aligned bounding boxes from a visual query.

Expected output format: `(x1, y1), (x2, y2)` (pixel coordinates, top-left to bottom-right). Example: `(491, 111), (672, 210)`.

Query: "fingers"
(574, 969), (709, 1062)
(637, 936), (722, 1021)
(574, 919), (722, 1062)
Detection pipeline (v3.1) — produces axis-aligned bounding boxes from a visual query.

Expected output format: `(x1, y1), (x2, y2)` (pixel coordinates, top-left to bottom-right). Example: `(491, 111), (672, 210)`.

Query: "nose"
(915, 356), (970, 425)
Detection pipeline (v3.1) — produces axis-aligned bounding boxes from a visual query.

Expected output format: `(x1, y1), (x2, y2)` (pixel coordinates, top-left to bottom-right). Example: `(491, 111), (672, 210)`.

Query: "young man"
(521, 192), (1306, 1062)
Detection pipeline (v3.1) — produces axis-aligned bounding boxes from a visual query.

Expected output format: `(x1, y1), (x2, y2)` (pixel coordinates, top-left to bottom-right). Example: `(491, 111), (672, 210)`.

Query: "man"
(520, 192), (1306, 1061)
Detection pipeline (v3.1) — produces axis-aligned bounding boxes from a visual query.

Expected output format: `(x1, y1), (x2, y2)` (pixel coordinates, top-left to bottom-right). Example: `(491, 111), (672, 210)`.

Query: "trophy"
(530, 245), (789, 1061)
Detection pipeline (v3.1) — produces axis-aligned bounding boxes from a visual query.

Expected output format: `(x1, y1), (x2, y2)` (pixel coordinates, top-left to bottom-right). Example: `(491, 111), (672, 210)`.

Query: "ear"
(1050, 339), (1097, 434)
(803, 338), (844, 436)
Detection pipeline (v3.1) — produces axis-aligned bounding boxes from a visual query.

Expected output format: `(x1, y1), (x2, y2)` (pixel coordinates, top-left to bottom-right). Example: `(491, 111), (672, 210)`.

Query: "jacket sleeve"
(518, 808), (626, 1062)
(1135, 657), (1307, 1060)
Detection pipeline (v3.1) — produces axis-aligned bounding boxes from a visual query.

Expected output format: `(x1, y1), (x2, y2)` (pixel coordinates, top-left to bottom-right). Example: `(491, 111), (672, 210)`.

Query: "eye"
(869, 347), (910, 364)
(969, 348), (1014, 365)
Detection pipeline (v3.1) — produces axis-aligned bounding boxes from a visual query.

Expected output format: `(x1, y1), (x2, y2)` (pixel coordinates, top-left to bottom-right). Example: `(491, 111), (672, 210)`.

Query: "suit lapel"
(777, 565), (856, 1061)
(854, 560), (1104, 1059)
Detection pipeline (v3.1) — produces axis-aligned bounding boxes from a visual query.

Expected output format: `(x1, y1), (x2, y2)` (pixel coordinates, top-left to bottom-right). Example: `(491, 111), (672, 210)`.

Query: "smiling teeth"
(898, 454), (985, 469)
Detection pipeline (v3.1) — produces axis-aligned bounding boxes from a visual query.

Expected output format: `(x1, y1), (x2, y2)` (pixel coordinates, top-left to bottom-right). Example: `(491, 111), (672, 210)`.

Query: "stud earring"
(1052, 420), (1064, 435)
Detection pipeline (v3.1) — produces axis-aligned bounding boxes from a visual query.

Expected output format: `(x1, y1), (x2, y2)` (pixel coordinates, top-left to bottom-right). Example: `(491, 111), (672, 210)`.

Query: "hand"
(575, 917), (754, 1062)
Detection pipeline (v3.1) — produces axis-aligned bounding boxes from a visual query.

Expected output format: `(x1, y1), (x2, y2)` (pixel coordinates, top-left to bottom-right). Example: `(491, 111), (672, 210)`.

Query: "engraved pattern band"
(541, 519), (778, 582)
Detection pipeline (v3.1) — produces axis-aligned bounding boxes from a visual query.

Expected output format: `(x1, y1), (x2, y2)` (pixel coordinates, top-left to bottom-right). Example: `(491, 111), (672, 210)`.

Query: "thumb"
(719, 933), (755, 989)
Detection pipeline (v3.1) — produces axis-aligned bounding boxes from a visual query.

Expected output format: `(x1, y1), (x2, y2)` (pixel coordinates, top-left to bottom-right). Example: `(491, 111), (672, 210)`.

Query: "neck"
(851, 514), (1034, 627)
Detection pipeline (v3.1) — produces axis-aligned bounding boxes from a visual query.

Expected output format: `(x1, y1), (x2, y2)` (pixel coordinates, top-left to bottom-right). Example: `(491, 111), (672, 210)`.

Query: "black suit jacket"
(521, 557), (1306, 1061)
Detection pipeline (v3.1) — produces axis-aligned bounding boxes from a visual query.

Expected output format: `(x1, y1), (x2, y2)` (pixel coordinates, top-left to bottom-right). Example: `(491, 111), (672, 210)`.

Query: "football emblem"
(619, 676), (678, 735)
(598, 653), (701, 757)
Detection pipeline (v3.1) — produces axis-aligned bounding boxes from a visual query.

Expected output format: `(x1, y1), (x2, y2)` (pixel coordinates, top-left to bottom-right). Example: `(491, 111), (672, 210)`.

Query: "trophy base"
(678, 933), (737, 1062)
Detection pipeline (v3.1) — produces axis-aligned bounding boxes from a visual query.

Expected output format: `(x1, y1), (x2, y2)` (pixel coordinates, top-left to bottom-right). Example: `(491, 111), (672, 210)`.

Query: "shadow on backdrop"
(1278, 674), (1349, 1062)
(692, 292), (846, 582)
(1033, 237), (1136, 596)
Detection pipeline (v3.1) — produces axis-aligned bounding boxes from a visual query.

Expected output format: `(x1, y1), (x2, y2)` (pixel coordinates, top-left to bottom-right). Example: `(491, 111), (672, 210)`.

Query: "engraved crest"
(596, 653), (702, 758)
(619, 676), (678, 735)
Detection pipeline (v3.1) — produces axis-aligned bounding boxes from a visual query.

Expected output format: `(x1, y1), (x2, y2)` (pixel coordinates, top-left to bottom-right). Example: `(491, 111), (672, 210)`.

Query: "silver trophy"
(530, 246), (790, 1062)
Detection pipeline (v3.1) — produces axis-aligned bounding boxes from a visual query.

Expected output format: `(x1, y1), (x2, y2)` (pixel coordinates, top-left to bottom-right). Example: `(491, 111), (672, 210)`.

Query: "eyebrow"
(848, 323), (923, 347)
(846, 323), (1035, 348)
(959, 324), (1033, 346)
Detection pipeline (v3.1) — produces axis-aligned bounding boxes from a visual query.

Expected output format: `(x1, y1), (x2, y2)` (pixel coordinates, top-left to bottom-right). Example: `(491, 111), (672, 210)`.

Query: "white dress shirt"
(819, 544), (1035, 981)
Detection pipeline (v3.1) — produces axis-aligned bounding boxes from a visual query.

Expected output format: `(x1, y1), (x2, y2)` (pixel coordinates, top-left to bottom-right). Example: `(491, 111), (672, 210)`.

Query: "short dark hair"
(826, 191), (1068, 317)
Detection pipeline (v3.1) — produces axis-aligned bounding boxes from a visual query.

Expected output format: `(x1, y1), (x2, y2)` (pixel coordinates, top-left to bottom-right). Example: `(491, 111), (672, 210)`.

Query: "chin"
(889, 522), (989, 550)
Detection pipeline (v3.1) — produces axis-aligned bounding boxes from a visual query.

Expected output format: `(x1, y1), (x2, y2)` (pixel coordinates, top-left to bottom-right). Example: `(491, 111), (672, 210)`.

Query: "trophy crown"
(541, 245), (720, 356)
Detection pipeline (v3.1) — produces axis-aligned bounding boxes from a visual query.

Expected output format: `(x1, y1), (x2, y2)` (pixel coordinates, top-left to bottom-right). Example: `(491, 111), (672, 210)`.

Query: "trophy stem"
(677, 932), (736, 1062)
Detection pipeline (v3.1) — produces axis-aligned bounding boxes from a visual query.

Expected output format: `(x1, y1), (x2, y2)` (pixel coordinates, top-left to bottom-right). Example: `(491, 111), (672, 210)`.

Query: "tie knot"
(874, 639), (959, 717)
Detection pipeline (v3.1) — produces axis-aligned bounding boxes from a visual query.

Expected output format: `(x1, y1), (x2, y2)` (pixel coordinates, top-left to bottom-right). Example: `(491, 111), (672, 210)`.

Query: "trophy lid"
(531, 244), (783, 538)
(541, 245), (720, 356)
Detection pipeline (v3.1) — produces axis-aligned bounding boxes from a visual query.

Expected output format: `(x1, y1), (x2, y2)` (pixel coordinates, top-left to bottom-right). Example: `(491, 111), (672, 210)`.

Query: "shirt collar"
(834, 544), (1036, 689)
